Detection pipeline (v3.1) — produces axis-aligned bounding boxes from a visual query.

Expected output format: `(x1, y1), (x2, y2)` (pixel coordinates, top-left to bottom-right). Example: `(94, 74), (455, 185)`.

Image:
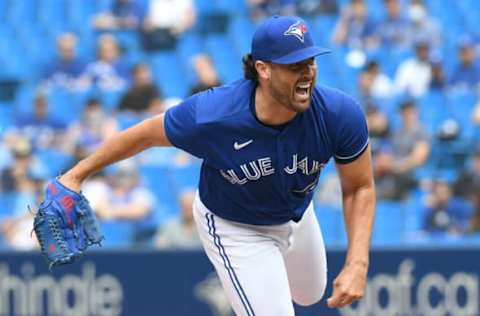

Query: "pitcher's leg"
(194, 197), (295, 316)
(283, 204), (328, 306)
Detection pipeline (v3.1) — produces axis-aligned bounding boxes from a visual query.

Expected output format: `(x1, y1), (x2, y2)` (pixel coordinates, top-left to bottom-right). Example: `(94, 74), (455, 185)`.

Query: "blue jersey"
(164, 79), (368, 225)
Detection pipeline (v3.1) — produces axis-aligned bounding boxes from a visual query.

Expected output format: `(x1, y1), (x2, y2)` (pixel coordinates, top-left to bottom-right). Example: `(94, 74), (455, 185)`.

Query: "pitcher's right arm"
(60, 114), (171, 192)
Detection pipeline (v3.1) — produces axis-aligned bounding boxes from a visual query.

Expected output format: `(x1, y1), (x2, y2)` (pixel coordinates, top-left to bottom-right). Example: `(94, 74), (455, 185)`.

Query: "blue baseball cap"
(251, 16), (330, 64)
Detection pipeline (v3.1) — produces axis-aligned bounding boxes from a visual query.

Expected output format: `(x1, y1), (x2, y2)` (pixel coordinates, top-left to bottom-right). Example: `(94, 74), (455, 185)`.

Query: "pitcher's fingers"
(327, 292), (347, 308)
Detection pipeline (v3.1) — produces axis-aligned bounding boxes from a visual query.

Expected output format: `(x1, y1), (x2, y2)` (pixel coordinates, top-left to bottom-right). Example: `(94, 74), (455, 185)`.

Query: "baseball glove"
(33, 178), (104, 269)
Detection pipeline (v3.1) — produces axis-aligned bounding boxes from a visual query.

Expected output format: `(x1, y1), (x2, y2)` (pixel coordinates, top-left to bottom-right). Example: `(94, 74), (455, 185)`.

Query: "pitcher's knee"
(292, 282), (327, 306)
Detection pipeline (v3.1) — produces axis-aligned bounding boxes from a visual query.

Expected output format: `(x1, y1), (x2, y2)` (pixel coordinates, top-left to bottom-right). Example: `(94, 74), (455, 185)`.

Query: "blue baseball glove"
(33, 178), (104, 269)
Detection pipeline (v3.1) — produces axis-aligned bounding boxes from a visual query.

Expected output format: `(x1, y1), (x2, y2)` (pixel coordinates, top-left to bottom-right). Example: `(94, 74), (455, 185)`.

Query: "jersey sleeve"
(164, 94), (206, 159)
(333, 94), (369, 164)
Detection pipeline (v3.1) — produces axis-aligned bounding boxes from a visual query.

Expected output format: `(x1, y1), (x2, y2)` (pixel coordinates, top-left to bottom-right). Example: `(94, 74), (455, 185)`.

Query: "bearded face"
(266, 58), (317, 113)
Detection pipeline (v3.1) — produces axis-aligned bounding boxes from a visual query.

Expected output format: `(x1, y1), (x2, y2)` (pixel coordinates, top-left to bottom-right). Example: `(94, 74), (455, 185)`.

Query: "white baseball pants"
(193, 192), (328, 316)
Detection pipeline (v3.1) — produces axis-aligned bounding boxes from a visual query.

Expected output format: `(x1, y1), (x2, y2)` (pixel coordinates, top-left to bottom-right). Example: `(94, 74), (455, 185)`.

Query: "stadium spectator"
(423, 179), (474, 235)
(332, 0), (378, 50)
(7, 92), (67, 151)
(118, 63), (163, 114)
(247, 0), (297, 21)
(0, 210), (38, 250)
(365, 104), (390, 153)
(429, 54), (446, 91)
(65, 98), (118, 155)
(0, 139), (44, 250)
(93, 0), (144, 31)
(189, 54), (222, 96)
(358, 60), (393, 100)
(42, 32), (89, 92)
(83, 161), (156, 245)
(373, 100), (430, 200)
(406, 0), (442, 49)
(372, 143), (416, 201)
(449, 36), (480, 92)
(471, 210), (480, 233)
(141, 0), (196, 50)
(315, 176), (342, 208)
(0, 138), (45, 192)
(85, 34), (130, 92)
(391, 100), (431, 174)
(377, 0), (410, 49)
(296, 0), (338, 16)
(472, 98), (480, 126)
(155, 190), (202, 249)
(393, 40), (432, 97)
(454, 148), (480, 232)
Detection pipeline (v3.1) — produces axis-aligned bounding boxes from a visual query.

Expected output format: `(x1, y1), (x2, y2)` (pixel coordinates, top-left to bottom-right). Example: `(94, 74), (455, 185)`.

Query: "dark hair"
(399, 100), (416, 111)
(242, 54), (258, 82)
(364, 60), (379, 72)
(132, 63), (147, 75)
(86, 98), (101, 107)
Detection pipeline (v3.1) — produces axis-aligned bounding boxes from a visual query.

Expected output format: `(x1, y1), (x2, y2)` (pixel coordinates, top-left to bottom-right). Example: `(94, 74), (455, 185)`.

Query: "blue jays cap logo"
(283, 21), (307, 43)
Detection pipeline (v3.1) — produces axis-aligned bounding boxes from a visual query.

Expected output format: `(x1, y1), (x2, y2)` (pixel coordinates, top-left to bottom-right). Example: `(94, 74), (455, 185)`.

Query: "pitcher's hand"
(327, 262), (368, 308)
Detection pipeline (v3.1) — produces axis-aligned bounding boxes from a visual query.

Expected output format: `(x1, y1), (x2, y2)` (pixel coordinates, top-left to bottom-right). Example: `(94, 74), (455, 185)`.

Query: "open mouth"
(294, 82), (311, 100)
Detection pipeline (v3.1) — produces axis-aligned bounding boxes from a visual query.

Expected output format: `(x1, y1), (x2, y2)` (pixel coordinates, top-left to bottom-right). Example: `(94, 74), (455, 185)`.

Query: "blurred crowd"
(0, 0), (480, 250)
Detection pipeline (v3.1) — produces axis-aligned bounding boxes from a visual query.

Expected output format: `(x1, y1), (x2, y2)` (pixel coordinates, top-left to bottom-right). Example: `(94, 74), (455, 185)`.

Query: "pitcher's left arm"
(327, 146), (376, 308)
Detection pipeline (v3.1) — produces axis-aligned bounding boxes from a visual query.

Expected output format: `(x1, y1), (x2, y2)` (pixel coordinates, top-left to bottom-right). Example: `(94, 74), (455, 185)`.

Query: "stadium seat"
(315, 203), (345, 246)
(150, 51), (189, 98)
(168, 164), (201, 192)
(101, 220), (134, 248)
(35, 149), (73, 177)
(228, 16), (256, 57)
(0, 192), (17, 219)
(404, 189), (426, 235)
(116, 112), (143, 130)
(176, 34), (204, 87)
(139, 165), (180, 220)
(312, 16), (337, 46)
(372, 201), (405, 246)
(0, 101), (13, 131)
(205, 34), (242, 84)
(46, 89), (87, 123)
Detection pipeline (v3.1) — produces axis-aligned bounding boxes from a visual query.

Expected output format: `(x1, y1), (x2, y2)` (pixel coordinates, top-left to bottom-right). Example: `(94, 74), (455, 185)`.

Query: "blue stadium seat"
(228, 16), (256, 57)
(205, 34), (242, 84)
(0, 192), (17, 219)
(194, 0), (216, 15)
(99, 89), (125, 112)
(316, 54), (339, 87)
(0, 101), (14, 131)
(447, 91), (476, 116)
(176, 34), (204, 87)
(6, 1), (38, 27)
(66, 0), (97, 33)
(139, 165), (180, 220)
(47, 89), (86, 124)
(117, 112), (143, 130)
(14, 84), (37, 114)
(404, 189), (426, 235)
(312, 16), (337, 46)
(372, 201), (405, 246)
(417, 91), (449, 135)
(37, 0), (68, 32)
(315, 203), (346, 246)
(101, 220), (134, 248)
(168, 164), (201, 192)
(216, 0), (248, 15)
(150, 51), (189, 98)
(35, 149), (73, 177)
